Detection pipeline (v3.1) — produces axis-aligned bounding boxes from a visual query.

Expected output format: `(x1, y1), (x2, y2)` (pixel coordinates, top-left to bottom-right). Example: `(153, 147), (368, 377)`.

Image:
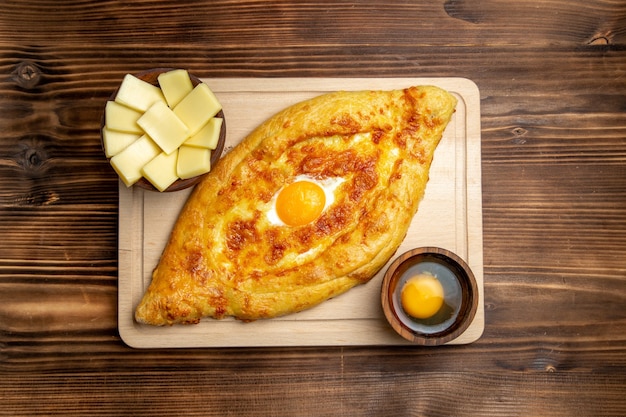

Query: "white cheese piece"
(177, 145), (211, 179)
(142, 150), (179, 192)
(183, 117), (222, 149)
(137, 101), (189, 155)
(173, 83), (222, 135)
(158, 69), (194, 108)
(104, 101), (144, 134)
(114, 74), (166, 112)
(102, 128), (141, 158)
(110, 135), (161, 187)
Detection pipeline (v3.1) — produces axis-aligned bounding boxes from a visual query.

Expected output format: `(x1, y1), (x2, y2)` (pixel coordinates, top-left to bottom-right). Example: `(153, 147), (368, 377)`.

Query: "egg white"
(266, 174), (345, 226)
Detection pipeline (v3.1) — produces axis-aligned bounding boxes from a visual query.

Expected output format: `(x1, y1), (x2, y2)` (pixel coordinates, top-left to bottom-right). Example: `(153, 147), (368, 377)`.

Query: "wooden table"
(1, 1), (625, 415)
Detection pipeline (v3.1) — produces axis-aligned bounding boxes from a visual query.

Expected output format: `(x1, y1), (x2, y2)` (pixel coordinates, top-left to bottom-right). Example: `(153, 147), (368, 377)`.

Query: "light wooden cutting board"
(118, 77), (483, 348)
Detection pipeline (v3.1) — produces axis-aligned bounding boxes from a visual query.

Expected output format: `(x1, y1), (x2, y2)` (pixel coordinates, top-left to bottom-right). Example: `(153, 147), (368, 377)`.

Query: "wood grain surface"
(1, 0), (625, 416)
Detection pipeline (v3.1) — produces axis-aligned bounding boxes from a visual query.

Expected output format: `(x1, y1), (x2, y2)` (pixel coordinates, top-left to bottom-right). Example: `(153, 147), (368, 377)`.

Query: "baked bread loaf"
(135, 85), (457, 325)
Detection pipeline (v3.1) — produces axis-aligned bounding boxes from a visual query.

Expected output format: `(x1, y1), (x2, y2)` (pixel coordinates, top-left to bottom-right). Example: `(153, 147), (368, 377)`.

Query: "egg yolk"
(275, 180), (326, 226)
(400, 274), (444, 319)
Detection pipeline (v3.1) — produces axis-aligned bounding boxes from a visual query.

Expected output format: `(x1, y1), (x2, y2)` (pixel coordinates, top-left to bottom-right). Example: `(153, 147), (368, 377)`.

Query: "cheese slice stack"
(102, 70), (223, 191)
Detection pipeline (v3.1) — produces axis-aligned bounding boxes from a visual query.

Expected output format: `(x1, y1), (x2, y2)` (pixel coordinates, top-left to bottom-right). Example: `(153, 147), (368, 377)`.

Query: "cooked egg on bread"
(266, 175), (345, 227)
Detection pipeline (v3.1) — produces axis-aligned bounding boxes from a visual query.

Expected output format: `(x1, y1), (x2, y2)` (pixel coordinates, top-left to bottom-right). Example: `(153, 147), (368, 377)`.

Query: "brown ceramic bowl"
(101, 68), (226, 192)
(381, 247), (479, 346)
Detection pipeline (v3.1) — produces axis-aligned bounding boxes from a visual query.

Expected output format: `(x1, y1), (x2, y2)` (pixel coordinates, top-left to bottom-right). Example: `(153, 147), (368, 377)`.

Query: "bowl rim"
(381, 246), (479, 346)
(101, 67), (226, 192)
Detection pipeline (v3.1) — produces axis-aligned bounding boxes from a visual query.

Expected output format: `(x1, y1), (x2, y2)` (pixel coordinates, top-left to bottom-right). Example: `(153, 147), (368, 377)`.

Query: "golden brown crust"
(135, 86), (457, 325)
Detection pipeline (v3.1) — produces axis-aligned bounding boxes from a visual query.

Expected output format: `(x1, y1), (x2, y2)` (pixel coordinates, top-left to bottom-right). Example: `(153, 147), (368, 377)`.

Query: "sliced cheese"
(177, 145), (211, 179)
(115, 74), (165, 112)
(158, 69), (194, 108)
(174, 83), (222, 135)
(137, 101), (189, 155)
(102, 128), (141, 158)
(104, 101), (144, 134)
(142, 150), (179, 192)
(183, 117), (222, 149)
(105, 71), (225, 190)
(110, 135), (161, 187)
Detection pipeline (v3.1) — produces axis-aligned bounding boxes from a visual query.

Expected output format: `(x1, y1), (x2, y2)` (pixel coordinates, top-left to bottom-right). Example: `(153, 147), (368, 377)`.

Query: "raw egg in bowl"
(381, 247), (479, 346)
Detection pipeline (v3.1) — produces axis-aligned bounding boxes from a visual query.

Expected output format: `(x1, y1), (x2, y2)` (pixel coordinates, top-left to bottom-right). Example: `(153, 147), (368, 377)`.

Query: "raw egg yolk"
(400, 274), (444, 319)
(275, 180), (326, 226)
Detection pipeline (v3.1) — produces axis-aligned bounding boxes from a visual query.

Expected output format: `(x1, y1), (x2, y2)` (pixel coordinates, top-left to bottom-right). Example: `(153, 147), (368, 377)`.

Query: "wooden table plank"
(1, 0), (626, 415)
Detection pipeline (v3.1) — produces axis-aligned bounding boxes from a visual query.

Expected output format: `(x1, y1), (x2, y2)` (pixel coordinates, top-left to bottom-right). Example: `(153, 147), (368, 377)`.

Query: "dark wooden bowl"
(381, 247), (479, 346)
(101, 68), (226, 192)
